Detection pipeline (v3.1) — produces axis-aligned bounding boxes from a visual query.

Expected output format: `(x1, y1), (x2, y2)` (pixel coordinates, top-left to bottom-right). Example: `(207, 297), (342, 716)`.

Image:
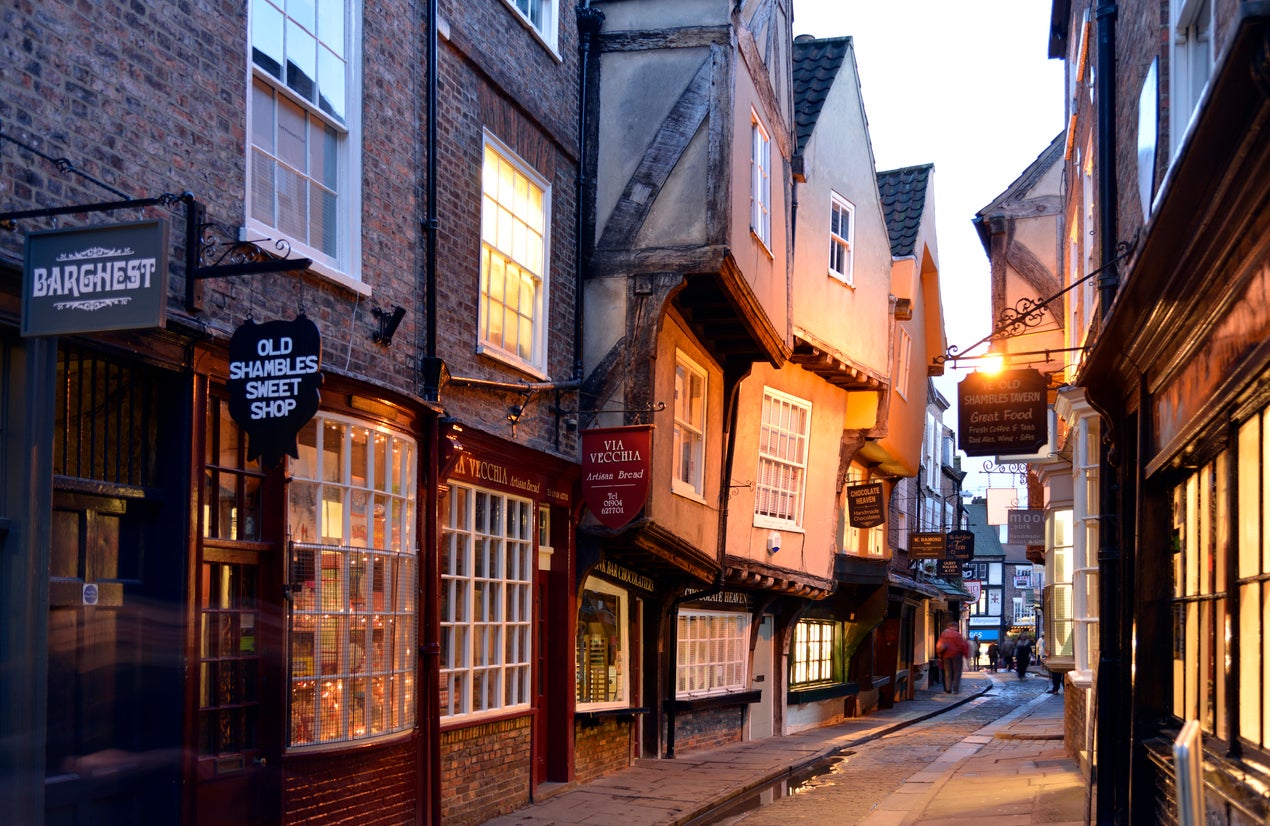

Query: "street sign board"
(957, 368), (1048, 456)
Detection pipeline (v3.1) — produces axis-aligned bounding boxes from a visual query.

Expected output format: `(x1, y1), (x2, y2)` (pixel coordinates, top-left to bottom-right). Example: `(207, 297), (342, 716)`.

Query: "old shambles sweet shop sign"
(227, 316), (323, 467)
(22, 220), (169, 337)
(581, 425), (652, 530)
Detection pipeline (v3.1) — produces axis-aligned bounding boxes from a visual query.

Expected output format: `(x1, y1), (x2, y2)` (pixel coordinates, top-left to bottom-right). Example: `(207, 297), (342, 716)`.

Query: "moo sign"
(227, 316), (323, 467)
(22, 220), (168, 337)
(957, 368), (1048, 456)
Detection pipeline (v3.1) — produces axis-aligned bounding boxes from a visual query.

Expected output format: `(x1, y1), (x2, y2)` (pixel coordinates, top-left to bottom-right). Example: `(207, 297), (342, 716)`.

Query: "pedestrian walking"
(987, 641), (999, 671)
(1000, 634), (1016, 672)
(971, 635), (981, 671)
(1015, 634), (1034, 679)
(1038, 634), (1062, 693)
(935, 623), (970, 693)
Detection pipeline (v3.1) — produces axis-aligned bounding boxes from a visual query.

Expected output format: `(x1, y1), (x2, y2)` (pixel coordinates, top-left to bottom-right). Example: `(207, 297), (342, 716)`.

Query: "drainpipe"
(1093, 1), (1124, 823)
(576, 3), (604, 383)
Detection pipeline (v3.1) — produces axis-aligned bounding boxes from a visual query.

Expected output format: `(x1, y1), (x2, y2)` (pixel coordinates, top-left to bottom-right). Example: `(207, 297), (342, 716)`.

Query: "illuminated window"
(673, 352), (707, 497)
(287, 414), (418, 746)
(677, 610), (749, 697)
(479, 137), (550, 374)
(576, 578), (629, 708)
(439, 484), (535, 719)
(791, 620), (838, 686)
(248, 0), (360, 278)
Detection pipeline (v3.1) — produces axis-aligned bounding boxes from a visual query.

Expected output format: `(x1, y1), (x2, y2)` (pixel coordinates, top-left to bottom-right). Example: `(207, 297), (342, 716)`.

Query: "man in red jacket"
(935, 623), (970, 693)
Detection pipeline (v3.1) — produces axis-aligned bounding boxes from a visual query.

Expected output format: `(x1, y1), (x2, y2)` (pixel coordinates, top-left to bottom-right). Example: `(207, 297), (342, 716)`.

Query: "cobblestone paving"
(705, 673), (1053, 825)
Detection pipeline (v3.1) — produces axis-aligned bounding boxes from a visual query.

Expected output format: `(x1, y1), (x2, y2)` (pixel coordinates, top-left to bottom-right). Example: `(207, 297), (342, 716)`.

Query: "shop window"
(576, 578), (629, 708)
(287, 414), (418, 746)
(479, 136), (550, 375)
(677, 610), (749, 697)
(673, 351), (707, 498)
(791, 619), (839, 687)
(1045, 509), (1075, 658)
(204, 395), (265, 541)
(248, 0), (361, 281)
(755, 388), (810, 528)
(440, 483), (535, 719)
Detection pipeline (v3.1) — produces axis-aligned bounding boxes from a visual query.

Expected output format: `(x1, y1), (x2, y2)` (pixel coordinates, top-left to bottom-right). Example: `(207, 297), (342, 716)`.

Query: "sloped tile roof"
(792, 35), (850, 155)
(877, 163), (934, 258)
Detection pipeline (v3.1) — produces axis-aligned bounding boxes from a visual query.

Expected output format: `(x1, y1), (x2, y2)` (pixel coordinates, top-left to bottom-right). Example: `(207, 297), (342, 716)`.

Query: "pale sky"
(792, 1), (1066, 499)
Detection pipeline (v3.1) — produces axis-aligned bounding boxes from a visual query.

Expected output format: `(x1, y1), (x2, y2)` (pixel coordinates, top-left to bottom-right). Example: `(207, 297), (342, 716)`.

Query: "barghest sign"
(957, 368), (1048, 456)
(227, 315), (323, 467)
(22, 219), (169, 337)
(581, 425), (652, 530)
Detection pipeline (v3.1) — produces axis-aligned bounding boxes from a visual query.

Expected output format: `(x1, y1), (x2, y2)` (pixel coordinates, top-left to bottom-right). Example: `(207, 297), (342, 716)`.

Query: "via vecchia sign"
(581, 425), (652, 530)
(227, 316), (323, 467)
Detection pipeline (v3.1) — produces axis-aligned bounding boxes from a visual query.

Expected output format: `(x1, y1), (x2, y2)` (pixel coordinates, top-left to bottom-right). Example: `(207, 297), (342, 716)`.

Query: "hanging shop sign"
(227, 315), (323, 467)
(946, 529), (975, 562)
(909, 531), (946, 559)
(22, 219), (169, 337)
(938, 558), (962, 576)
(1006, 508), (1045, 544)
(964, 580), (983, 601)
(847, 481), (886, 528)
(957, 368), (1048, 456)
(581, 424), (653, 530)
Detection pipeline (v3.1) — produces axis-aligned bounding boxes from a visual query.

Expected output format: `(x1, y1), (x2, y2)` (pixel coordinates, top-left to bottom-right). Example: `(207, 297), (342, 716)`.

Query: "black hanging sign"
(847, 481), (886, 529)
(957, 368), (1048, 456)
(227, 316), (323, 467)
(947, 529), (975, 562)
(909, 532), (946, 559)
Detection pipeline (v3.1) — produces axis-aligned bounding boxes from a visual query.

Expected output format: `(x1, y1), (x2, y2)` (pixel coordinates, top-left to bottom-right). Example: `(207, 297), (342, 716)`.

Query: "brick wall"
(440, 715), (533, 825)
(573, 717), (633, 783)
(284, 739), (416, 826)
(1064, 681), (1091, 779)
(669, 706), (744, 755)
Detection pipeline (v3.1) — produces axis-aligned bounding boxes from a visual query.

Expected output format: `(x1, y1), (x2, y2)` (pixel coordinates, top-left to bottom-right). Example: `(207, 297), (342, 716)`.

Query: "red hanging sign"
(581, 425), (653, 530)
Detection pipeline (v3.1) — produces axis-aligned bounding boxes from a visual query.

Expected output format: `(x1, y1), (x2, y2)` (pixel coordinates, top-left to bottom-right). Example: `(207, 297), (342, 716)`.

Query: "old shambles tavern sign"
(581, 425), (652, 530)
(22, 220), (169, 337)
(227, 316), (323, 467)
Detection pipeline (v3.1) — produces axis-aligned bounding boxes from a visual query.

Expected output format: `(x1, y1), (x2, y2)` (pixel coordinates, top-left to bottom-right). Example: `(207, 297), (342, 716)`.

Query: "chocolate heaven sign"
(581, 425), (652, 530)
(22, 219), (169, 337)
(957, 368), (1048, 456)
(227, 316), (323, 467)
(847, 481), (886, 529)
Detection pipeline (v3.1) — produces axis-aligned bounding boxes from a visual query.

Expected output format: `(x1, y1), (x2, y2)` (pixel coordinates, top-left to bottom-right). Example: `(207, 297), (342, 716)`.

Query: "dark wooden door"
(45, 489), (182, 825)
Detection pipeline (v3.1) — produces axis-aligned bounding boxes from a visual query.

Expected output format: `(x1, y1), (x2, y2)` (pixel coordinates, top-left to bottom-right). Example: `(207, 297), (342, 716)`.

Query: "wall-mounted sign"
(964, 580), (983, 601)
(581, 425), (652, 530)
(227, 316), (323, 467)
(957, 368), (1048, 456)
(847, 481), (886, 529)
(22, 219), (169, 337)
(946, 530), (975, 562)
(909, 531), (946, 559)
(1007, 509), (1046, 544)
(938, 558), (962, 576)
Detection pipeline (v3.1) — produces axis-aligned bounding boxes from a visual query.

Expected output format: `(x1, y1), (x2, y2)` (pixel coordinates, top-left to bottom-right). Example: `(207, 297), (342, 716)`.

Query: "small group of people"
(934, 626), (1063, 694)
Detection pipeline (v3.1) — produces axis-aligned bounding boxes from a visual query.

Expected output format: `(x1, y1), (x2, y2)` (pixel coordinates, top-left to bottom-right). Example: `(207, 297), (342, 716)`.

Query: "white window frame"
(1169, 0), (1212, 159)
(791, 619), (837, 687)
(247, 0), (364, 290)
(439, 483), (535, 721)
(1072, 413), (1100, 683)
(754, 388), (810, 529)
(479, 134), (551, 376)
(286, 413), (418, 748)
(750, 112), (771, 249)
(828, 192), (854, 285)
(576, 577), (630, 710)
(672, 351), (708, 499)
(895, 328), (913, 400)
(502, 0), (558, 53)
(676, 610), (749, 698)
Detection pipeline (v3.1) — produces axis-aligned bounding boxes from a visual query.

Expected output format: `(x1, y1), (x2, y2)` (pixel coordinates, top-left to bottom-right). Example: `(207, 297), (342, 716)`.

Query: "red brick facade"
(574, 718), (634, 783)
(284, 740), (417, 826)
(440, 715), (534, 825)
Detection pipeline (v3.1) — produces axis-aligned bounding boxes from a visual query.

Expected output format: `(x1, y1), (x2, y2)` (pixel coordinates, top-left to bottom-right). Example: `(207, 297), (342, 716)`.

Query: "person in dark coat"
(1000, 635), (1016, 672)
(1015, 634), (1034, 679)
(987, 641), (1000, 672)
